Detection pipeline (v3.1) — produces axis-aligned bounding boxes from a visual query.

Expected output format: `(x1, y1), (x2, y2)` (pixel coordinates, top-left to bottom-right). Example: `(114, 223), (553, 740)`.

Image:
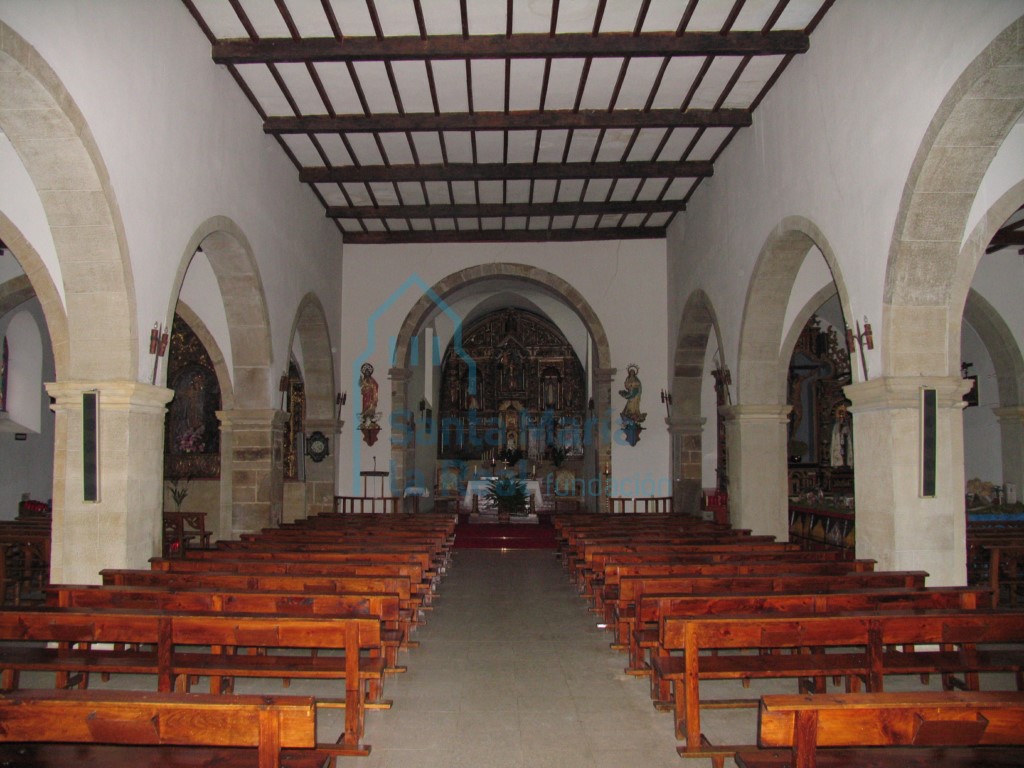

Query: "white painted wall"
(667, 0), (1024, 390)
(0, 298), (54, 517)
(0, 0), (342, 396)
(962, 321), (1001, 485)
(338, 240), (670, 499)
(0, 138), (61, 307)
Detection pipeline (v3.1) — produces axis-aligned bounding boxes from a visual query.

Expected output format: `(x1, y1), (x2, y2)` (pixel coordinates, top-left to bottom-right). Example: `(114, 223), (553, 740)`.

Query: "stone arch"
(173, 301), (236, 411)
(177, 217), (273, 409)
(670, 289), (726, 514)
(389, 263), (613, 509)
(731, 217), (851, 536)
(287, 293), (337, 518)
(738, 216), (853, 405)
(883, 16), (1024, 378)
(0, 21), (135, 380)
(393, 263), (610, 370)
(288, 293), (336, 423)
(963, 287), (1023, 408)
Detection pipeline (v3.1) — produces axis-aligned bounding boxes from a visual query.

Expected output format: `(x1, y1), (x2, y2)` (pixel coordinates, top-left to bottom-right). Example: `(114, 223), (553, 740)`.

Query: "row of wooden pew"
(554, 512), (1024, 768)
(0, 510), (457, 767)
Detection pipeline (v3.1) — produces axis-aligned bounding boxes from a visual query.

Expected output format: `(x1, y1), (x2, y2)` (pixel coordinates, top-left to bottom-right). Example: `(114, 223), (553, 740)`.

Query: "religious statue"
(830, 400), (854, 468)
(359, 362), (380, 429)
(618, 364), (646, 446)
(619, 364), (646, 423)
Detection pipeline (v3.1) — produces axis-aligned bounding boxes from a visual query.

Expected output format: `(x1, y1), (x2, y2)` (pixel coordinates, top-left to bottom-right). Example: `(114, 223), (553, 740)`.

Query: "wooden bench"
(0, 606), (384, 755)
(0, 688), (327, 768)
(154, 553), (435, 605)
(735, 691), (1024, 768)
(654, 609), (1024, 765)
(108, 567), (421, 614)
(48, 583), (410, 673)
(610, 569), (928, 647)
(632, 586), (991, 677)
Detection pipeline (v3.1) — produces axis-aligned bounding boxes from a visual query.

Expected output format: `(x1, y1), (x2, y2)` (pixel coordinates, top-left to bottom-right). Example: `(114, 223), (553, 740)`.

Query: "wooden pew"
(653, 609), (1024, 765)
(109, 567), (420, 614)
(609, 569), (929, 646)
(631, 586), (992, 676)
(0, 688), (327, 768)
(735, 691), (1024, 768)
(0, 606), (384, 755)
(176, 549), (438, 595)
(48, 583), (410, 672)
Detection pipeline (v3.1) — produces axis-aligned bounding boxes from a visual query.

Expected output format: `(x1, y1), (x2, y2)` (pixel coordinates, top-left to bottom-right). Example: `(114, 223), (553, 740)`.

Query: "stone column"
(217, 408), (287, 537)
(721, 404), (791, 540)
(993, 406), (1024, 504)
(303, 415), (339, 517)
(593, 367), (616, 513)
(46, 380), (173, 584)
(668, 416), (706, 516)
(388, 367), (415, 497)
(845, 376), (972, 585)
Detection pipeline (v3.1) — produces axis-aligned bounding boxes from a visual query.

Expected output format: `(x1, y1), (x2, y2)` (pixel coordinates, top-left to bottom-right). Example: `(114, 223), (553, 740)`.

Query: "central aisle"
(332, 548), (697, 768)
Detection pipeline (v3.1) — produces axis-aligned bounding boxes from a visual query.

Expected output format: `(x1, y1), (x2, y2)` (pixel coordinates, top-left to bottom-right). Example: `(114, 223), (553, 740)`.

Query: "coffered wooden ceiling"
(182, 0), (835, 244)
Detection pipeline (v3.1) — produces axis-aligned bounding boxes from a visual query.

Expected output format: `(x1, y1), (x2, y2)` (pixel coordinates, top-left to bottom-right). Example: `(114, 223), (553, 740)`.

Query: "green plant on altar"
(167, 476), (191, 511)
(485, 475), (530, 519)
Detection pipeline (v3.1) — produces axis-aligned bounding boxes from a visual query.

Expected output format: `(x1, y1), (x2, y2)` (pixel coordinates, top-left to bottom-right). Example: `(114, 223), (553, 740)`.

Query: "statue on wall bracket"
(358, 362), (381, 447)
(618, 363), (647, 447)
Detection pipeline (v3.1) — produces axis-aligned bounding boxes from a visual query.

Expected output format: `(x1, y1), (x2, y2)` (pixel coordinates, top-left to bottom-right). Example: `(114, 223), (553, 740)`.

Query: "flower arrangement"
(485, 476), (530, 520)
(176, 426), (205, 454)
(167, 476), (191, 511)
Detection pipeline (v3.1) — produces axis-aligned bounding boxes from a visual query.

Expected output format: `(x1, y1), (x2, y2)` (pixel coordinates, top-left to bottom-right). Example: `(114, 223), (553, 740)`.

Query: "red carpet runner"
(453, 522), (556, 549)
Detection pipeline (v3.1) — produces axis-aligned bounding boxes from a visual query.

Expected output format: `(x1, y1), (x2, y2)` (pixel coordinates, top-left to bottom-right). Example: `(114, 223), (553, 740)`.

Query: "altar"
(463, 479), (544, 512)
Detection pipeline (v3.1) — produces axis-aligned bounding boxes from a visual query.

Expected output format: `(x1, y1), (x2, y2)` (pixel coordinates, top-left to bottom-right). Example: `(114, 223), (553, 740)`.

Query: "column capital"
(388, 367), (413, 382)
(844, 375), (971, 413)
(46, 379), (173, 414)
(993, 405), (1024, 423)
(216, 408), (288, 429)
(593, 367), (617, 383)
(667, 415), (706, 434)
(720, 403), (791, 424)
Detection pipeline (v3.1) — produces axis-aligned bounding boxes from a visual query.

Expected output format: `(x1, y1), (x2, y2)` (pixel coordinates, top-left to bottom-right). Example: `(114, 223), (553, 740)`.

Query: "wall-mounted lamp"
(588, 397), (595, 413)
(335, 392), (347, 421)
(660, 389), (672, 419)
(846, 317), (874, 380)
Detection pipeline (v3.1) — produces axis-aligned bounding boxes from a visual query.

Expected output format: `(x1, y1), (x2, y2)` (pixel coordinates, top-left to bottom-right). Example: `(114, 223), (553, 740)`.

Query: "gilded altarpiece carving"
(283, 361), (305, 481)
(438, 308), (586, 465)
(164, 315), (221, 479)
(786, 314), (853, 494)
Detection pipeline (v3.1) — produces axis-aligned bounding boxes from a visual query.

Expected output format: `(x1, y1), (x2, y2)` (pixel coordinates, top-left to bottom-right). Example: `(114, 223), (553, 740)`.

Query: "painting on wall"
(164, 314), (221, 479)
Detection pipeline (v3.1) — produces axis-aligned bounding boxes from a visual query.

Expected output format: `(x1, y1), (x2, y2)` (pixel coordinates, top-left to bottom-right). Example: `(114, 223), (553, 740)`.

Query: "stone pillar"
(304, 415), (339, 517)
(46, 380), (173, 584)
(721, 404), (791, 540)
(593, 367), (616, 513)
(845, 376), (971, 585)
(217, 408), (287, 537)
(389, 367), (415, 497)
(669, 416), (706, 516)
(993, 406), (1024, 503)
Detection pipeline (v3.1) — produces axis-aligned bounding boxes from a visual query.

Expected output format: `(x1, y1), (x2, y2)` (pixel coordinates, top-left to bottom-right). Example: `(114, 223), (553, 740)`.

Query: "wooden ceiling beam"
(265, 107), (751, 134)
(342, 226), (667, 244)
(213, 30), (809, 64)
(301, 159), (712, 183)
(326, 199), (683, 219)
